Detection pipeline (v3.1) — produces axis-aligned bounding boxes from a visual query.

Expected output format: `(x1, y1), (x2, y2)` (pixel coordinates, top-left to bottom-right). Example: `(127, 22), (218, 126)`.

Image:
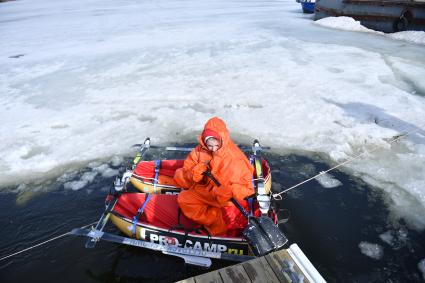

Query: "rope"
(273, 126), (423, 199)
(0, 221), (97, 262)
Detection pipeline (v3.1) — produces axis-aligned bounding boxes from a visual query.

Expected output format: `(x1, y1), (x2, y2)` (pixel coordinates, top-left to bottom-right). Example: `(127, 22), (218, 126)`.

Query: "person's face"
(206, 138), (221, 152)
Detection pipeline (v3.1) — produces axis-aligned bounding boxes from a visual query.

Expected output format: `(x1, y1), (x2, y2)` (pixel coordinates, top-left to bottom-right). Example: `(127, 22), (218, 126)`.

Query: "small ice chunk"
(14, 183), (27, 193)
(92, 164), (118, 177)
(81, 171), (98, 183)
(359, 241), (384, 260)
(88, 161), (102, 169)
(110, 156), (123, 167)
(418, 259), (425, 281)
(315, 172), (342, 188)
(63, 171), (98, 190)
(64, 180), (88, 191)
(101, 168), (119, 178)
(93, 164), (110, 174)
(379, 229), (408, 249)
(57, 171), (78, 183)
(379, 231), (394, 246)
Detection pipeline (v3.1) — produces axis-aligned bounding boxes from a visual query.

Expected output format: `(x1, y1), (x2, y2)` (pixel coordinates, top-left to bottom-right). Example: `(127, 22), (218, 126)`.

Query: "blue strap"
(153, 160), (160, 193)
(248, 198), (254, 217)
(131, 194), (152, 236)
(248, 155), (255, 216)
(249, 155), (255, 188)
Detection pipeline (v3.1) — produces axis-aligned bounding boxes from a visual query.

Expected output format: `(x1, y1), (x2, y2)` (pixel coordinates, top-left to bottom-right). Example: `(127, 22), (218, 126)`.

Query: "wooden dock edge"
(176, 243), (326, 283)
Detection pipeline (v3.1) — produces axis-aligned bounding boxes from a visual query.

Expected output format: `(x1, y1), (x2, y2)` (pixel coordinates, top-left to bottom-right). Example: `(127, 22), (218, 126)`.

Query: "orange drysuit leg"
(177, 190), (227, 236)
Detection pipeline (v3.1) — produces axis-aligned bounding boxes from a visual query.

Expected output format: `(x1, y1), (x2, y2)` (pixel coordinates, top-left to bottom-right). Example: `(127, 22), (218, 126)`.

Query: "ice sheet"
(1, 0), (424, 230)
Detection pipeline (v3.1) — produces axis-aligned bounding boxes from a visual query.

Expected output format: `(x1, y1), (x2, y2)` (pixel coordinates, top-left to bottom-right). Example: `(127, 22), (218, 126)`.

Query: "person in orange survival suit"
(174, 117), (254, 236)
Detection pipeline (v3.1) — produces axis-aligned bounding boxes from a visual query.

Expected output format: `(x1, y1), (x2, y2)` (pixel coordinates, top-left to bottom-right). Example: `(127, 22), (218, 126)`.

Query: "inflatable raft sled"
(71, 138), (288, 268)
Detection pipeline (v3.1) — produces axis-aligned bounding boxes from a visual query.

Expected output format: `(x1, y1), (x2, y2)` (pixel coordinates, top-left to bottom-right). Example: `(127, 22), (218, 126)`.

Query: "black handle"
(202, 170), (221, 187)
(203, 170), (250, 219)
(230, 198), (250, 218)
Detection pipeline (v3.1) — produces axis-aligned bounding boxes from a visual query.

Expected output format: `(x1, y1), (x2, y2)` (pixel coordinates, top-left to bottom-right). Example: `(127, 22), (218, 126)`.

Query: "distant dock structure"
(177, 244), (326, 283)
(315, 0), (425, 33)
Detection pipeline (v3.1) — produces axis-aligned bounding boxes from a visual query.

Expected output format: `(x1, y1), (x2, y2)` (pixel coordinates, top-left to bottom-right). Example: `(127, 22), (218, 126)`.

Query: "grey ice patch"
(20, 146), (49, 160)
(246, 104), (263, 109)
(137, 115), (157, 123)
(327, 67), (343, 74)
(9, 54), (25, 59)
(110, 111), (134, 121)
(226, 103), (263, 109)
(358, 241), (384, 260)
(50, 124), (69, 129)
(315, 172), (342, 188)
(183, 103), (215, 114)
(325, 99), (425, 145)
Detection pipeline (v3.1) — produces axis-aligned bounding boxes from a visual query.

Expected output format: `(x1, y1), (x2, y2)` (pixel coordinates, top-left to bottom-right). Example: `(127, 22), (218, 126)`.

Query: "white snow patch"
(359, 242), (384, 260)
(315, 16), (374, 33)
(315, 16), (425, 45)
(315, 172), (342, 188)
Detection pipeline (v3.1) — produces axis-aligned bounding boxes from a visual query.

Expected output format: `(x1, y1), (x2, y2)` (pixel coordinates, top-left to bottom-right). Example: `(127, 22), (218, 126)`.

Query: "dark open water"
(0, 148), (424, 282)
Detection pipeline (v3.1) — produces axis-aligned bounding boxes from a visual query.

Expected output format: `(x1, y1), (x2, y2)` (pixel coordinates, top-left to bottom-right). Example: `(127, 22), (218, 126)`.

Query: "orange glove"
(192, 163), (208, 183)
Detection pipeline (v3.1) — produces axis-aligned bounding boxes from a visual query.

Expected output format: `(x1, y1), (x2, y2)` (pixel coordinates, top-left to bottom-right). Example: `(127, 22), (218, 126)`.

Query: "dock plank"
(242, 256), (280, 283)
(192, 269), (223, 283)
(177, 246), (324, 283)
(175, 278), (196, 283)
(265, 249), (309, 283)
(219, 263), (252, 283)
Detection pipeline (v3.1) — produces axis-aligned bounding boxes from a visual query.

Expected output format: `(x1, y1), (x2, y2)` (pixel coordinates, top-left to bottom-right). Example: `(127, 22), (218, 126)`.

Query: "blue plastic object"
(301, 1), (315, 14)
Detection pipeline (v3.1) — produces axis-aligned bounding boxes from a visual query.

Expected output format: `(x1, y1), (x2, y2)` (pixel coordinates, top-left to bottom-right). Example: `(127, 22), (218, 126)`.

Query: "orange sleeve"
(211, 159), (254, 204)
(173, 148), (199, 189)
(211, 185), (233, 206)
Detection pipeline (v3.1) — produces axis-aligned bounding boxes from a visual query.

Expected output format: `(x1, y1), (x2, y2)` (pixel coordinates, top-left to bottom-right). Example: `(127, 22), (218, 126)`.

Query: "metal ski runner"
(72, 228), (255, 267)
(85, 138), (152, 248)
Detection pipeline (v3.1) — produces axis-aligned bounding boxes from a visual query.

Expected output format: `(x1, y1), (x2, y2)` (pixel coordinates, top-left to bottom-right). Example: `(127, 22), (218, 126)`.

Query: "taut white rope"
(273, 126), (423, 199)
(0, 221), (97, 262)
